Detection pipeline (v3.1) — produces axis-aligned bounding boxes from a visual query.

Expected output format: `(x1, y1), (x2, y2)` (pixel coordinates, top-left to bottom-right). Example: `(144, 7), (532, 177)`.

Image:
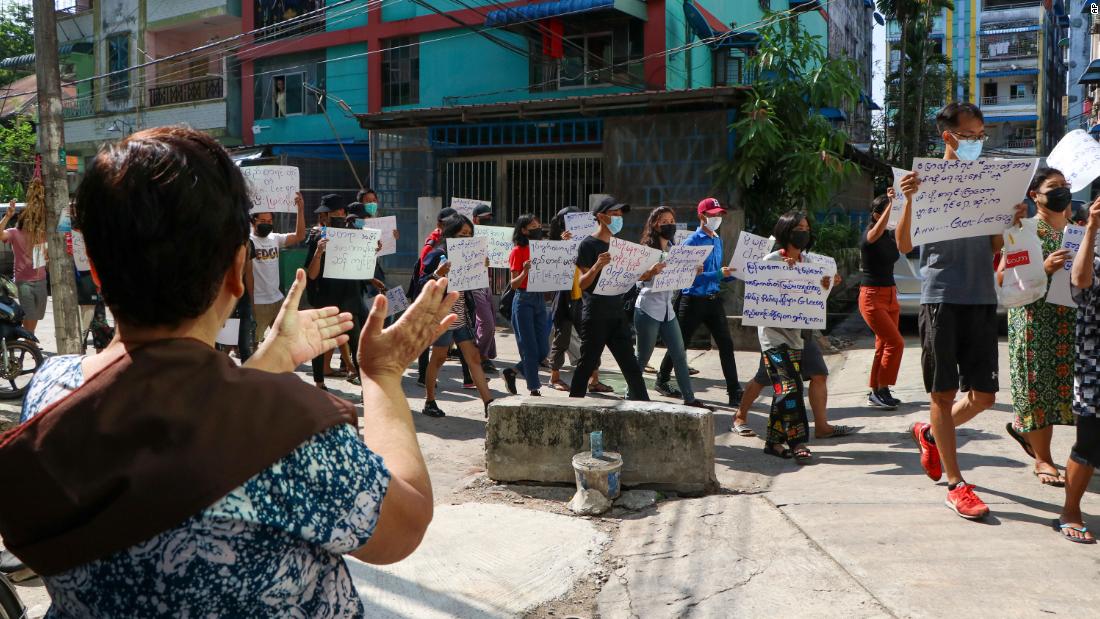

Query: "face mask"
(255, 223), (273, 237)
(659, 224), (677, 240)
(608, 215), (624, 235)
(1041, 187), (1073, 213)
(328, 218), (345, 228)
(954, 138), (983, 161)
(365, 202), (378, 217)
(351, 219), (366, 229)
(790, 230), (811, 250)
(527, 228), (544, 241)
(706, 216), (722, 231)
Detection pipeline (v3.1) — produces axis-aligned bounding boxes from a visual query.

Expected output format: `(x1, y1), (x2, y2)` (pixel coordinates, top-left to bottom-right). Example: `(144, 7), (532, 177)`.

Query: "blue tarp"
(978, 25), (1040, 35)
(1079, 59), (1100, 85)
(816, 107), (846, 121)
(484, 0), (615, 27)
(269, 142), (370, 161)
(682, 0), (761, 50)
(976, 69), (1040, 78)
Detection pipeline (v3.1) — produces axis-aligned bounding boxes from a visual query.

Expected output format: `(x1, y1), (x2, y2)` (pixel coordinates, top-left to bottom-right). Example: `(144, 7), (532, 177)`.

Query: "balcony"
(55, 0), (92, 15)
(980, 94), (1036, 106)
(146, 0), (236, 30)
(990, 138), (1036, 150)
(147, 77), (223, 108)
(62, 96), (94, 119)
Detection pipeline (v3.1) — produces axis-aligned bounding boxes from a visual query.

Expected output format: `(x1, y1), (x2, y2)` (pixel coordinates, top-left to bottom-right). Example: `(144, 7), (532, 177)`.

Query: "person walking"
(860, 193), (904, 410)
(654, 198), (743, 407)
(1003, 167), (1076, 487)
(249, 191), (307, 343)
(414, 207), (458, 385)
(304, 201), (363, 390)
(503, 214), (551, 396)
(0, 199), (46, 334)
(569, 196), (649, 400)
(896, 101), (1027, 520)
(470, 203), (500, 376)
(635, 207), (712, 410)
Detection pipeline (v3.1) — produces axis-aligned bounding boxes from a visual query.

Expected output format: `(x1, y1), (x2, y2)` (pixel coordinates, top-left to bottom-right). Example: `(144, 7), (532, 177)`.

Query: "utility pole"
(32, 0), (82, 354)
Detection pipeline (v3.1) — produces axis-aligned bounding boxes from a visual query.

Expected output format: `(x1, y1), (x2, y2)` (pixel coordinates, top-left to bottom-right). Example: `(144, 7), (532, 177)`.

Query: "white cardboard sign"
(564, 212), (598, 239)
(324, 227), (381, 280)
(474, 225), (513, 269)
(527, 239), (579, 292)
(594, 237), (662, 296)
(1046, 224), (1086, 307)
(740, 261), (830, 330)
(446, 236), (489, 292)
(242, 166), (299, 213)
(361, 216), (398, 256)
(888, 167), (910, 230)
(651, 245), (713, 292)
(216, 318), (240, 346)
(673, 228), (693, 245)
(32, 243), (45, 270)
(450, 197), (488, 220)
(385, 285), (410, 317)
(728, 231), (771, 279)
(71, 231), (90, 271)
(1046, 130), (1100, 193)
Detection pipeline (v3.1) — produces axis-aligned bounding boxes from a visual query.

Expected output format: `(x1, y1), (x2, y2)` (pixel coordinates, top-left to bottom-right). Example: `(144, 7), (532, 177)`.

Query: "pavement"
(4, 304), (1100, 618)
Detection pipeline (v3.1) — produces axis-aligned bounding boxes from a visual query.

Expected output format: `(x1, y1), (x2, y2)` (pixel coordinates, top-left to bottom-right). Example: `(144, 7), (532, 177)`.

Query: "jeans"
(635, 310), (694, 402)
(235, 295), (254, 363)
(658, 294), (741, 399)
(512, 291), (551, 391)
(570, 311), (649, 400)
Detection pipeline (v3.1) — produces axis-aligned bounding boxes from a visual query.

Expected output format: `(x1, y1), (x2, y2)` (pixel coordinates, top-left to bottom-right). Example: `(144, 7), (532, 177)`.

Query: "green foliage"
(812, 220), (859, 258)
(0, 3), (33, 87)
(711, 12), (863, 232)
(0, 116), (35, 200)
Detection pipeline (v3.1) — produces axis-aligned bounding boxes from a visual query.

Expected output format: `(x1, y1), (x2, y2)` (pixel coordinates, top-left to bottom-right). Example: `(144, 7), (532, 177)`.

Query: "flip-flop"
(1053, 519), (1097, 544)
(1005, 423), (1036, 459)
(815, 425), (855, 439)
(793, 446), (812, 464)
(763, 443), (792, 459)
(550, 380), (570, 392)
(1035, 470), (1066, 487)
(732, 423), (757, 438)
(588, 382), (614, 394)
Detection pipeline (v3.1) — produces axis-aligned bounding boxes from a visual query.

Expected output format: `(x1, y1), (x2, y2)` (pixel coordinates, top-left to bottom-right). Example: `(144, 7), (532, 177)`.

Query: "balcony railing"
(147, 77), (224, 108)
(62, 96), (95, 119)
(980, 94), (1036, 106)
(991, 138), (1036, 150)
(55, 0), (93, 15)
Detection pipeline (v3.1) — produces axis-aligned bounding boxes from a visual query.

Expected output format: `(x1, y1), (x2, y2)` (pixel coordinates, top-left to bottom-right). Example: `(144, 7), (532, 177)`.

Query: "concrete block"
(486, 397), (717, 495)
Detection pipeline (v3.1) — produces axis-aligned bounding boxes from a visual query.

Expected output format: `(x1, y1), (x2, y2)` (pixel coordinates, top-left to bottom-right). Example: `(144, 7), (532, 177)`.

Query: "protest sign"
(527, 239), (580, 292)
(888, 167), (910, 230)
(361, 216), (397, 256)
(594, 237), (662, 296)
(446, 236), (489, 292)
(324, 228), (381, 280)
(674, 228), (693, 245)
(907, 158), (1038, 246)
(474, 225), (513, 268)
(71, 231), (90, 271)
(803, 251), (838, 275)
(564, 212), (598, 239)
(242, 166), (299, 213)
(451, 197), (488, 220)
(729, 231), (772, 279)
(216, 319), (240, 346)
(1046, 130), (1100, 193)
(740, 261), (829, 330)
(32, 243), (45, 270)
(1046, 224), (1086, 307)
(652, 245), (713, 292)
(385, 286), (410, 317)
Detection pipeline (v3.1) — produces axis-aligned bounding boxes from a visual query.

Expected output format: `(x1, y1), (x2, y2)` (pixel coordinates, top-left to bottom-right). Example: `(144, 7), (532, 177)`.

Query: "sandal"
(588, 382), (614, 394)
(816, 425), (855, 439)
(1035, 469), (1066, 487)
(550, 379), (570, 392)
(732, 423), (757, 438)
(1053, 519), (1097, 544)
(1005, 423), (1036, 459)
(792, 445), (812, 463)
(763, 443), (792, 459)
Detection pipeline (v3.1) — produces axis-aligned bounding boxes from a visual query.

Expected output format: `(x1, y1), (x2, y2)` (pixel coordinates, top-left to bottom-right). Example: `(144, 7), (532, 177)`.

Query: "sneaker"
(909, 422), (942, 481)
(878, 387), (902, 407)
(530, 390), (542, 397)
(502, 368), (518, 395)
(422, 401), (446, 418)
(482, 361), (499, 376)
(462, 382), (476, 390)
(655, 381), (682, 398)
(688, 367), (700, 376)
(643, 365), (656, 374)
(945, 483), (990, 520)
(867, 390), (896, 410)
(684, 400), (715, 411)
(346, 374), (361, 387)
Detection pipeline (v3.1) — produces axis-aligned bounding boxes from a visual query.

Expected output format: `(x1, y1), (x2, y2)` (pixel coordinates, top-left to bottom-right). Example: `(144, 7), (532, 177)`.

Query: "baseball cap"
(314, 193), (342, 214)
(472, 203), (492, 219)
(437, 207), (458, 222)
(592, 196), (630, 215)
(697, 197), (726, 216)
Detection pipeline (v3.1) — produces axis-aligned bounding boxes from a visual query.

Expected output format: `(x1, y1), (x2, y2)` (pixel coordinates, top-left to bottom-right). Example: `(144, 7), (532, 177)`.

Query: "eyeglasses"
(949, 132), (989, 143)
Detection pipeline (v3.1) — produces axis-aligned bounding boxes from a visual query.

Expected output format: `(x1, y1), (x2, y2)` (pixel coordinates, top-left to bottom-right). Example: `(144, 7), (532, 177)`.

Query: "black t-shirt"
(575, 235), (622, 320)
(859, 228), (900, 287)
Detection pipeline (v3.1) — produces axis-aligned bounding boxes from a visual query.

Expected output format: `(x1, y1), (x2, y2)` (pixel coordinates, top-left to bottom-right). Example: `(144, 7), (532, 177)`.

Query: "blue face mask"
(954, 139), (983, 161)
(608, 215), (624, 235)
(365, 202), (378, 217)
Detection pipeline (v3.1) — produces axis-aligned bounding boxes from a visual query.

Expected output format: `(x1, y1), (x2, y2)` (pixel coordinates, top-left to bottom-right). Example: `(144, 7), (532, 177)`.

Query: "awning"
(0, 41), (92, 70)
(860, 93), (881, 111)
(229, 147), (267, 166)
(484, 0), (616, 27)
(984, 115), (1038, 123)
(683, 0), (760, 50)
(888, 32), (944, 41)
(269, 142), (370, 161)
(863, 0), (873, 8)
(1079, 59), (1100, 85)
(816, 107), (846, 121)
(789, 0), (822, 12)
(979, 25), (1039, 35)
(976, 69), (1040, 78)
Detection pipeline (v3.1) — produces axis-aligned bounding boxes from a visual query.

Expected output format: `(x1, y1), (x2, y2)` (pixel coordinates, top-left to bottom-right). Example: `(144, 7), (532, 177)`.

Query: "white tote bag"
(996, 219), (1049, 309)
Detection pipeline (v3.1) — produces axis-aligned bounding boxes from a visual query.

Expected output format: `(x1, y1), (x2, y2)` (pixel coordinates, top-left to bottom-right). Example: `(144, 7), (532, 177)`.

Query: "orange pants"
(859, 286), (903, 388)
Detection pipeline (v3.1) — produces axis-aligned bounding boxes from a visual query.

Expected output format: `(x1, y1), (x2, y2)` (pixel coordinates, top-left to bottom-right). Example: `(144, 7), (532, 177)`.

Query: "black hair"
(640, 206), (675, 249)
(1028, 167), (1065, 194)
(513, 213), (539, 246)
(936, 102), (984, 132)
(772, 210), (812, 251)
(249, 211), (273, 223)
(73, 126), (251, 327)
(871, 194), (891, 216)
(550, 206), (580, 240)
(440, 214), (473, 239)
(357, 187), (377, 202)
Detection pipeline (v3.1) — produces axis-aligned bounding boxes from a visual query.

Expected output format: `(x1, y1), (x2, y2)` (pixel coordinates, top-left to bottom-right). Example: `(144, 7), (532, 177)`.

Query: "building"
(1076, 1), (1100, 132)
(1066, 0), (1093, 132)
(886, 0), (1068, 157)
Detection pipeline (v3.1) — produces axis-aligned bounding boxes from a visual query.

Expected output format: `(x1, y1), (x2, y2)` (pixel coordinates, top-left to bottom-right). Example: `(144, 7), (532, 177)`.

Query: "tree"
(711, 11), (863, 229)
(0, 3), (33, 87)
(0, 116), (35, 201)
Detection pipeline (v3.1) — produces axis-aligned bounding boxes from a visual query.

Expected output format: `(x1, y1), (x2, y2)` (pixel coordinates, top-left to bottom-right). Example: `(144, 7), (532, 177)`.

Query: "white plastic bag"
(997, 219), (1048, 309)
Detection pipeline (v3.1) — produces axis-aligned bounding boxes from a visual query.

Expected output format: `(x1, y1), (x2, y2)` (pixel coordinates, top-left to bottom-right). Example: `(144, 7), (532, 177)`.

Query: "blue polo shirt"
(681, 227), (734, 297)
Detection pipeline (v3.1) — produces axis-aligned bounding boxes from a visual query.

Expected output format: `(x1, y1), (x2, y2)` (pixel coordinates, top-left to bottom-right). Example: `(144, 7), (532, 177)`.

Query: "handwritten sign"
(803, 251), (838, 275)
(242, 166), (299, 213)
(324, 228), (381, 280)
(741, 261), (829, 329)
(1046, 130), (1100, 192)
(652, 245), (713, 292)
(32, 243), (45, 270)
(527, 239), (580, 292)
(362, 216), (397, 256)
(908, 158), (1038, 246)
(564, 212), (597, 239)
(451, 197), (488, 220)
(71, 231), (90, 271)
(216, 319), (240, 346)
(1047, 224), (1086, 307)
(474, 225), (513, 269)
(446, 236), (489, 292)
(729, 231), (772, 279)
(888, 167), (910, 230)
(674, 228), (693, 245)
(594, 237), (661, 296)
(385, 285), (410, 317)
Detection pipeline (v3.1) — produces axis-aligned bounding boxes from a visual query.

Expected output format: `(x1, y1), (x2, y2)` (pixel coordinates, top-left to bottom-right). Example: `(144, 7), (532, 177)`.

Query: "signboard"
(740, 261), (830, 330)
(71, 231), (90, 271)
(527, 239), (579, 292)
(729, 231), (772, 279)
(385, 285), (410, 317)
(216, 318), (240, 346)
(1046, 224), (1086, 307)
(1046, 129), (1100, 192)
(474, 225), (513, 269)
(324, 227), (381, 280)
(564, 212), (598, 239)
(593, 237), (661, 296)
(361, 216), (397, 256)
(651, 245), (712, 292)
(450, 197), (489, 220)
(446, 236), (489, 292)
(888, 167), (910, 230)
(242, 166), (300, 213)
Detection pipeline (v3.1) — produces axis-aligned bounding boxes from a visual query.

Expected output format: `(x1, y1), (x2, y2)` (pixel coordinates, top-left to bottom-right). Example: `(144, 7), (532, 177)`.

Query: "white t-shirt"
(251, 232), (289, 304)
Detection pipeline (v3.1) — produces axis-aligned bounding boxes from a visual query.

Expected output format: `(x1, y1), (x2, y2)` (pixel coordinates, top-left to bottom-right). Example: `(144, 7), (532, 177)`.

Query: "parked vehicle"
(0, 573), (24, 619)
(0, 275), (42, 399)
(894, 251), (1007, 319)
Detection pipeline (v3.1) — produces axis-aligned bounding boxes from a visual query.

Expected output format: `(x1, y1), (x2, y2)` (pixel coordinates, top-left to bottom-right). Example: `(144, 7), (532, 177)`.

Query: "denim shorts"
(434, 325), (474, 348)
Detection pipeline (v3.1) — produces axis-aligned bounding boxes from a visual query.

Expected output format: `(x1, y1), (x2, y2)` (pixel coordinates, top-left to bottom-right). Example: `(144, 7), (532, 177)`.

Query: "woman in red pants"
(859, 194), (904, 410)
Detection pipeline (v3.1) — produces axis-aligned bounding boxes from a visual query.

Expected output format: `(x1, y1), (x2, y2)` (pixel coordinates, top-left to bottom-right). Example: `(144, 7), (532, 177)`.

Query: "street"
(2, 306), (1098, 618)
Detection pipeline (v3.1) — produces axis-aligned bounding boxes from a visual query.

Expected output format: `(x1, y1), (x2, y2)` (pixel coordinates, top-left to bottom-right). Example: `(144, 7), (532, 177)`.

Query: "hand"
(821, 276), (832, 291)
(900, 172), (920, 198)
(522, 260), (531, 273)
(648, 262), (666, 277)
(721, 266), (734, 277)
(783, 255), (798, 267)
(317, 238), (329, 255)
(376, 240), (383, 252)
(369, 278), (387, 293)
(594, 252), (612, 269)
(294, 192), (304, 212)
(392, 229), (400, 240)
(249, 269), (355, 372)
(696, 265), (705, 276)
(1044, 248), (1071, 275)
(1089, 197), (1100, 229)
(561, 230), (573, 241)
(435, 261), (451, 278)
(5, 200), (13, 219)
(358, 278), (459, 380)
(833, 273), (842, 287)
(1012, 202), (1027, 228)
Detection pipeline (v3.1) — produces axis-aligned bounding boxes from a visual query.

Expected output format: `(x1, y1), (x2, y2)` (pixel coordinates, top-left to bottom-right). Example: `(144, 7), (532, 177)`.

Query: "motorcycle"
(0, 276), (41, 400)
(0, 551), (26, 619)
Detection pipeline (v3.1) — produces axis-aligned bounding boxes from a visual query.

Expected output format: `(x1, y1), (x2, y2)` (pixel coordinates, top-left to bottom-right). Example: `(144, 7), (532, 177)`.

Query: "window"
(713, 50), (752, 86)
(983, 82), (997, 101)
(107, 33), (130, 101)
(381, 37), (419, 107)
(529, 19), (642, 92)
(253, 52), (325, 119)
(1010, 83), (1031, 100)
(559, 32), (612, 88)
(271, 73), (305, 117)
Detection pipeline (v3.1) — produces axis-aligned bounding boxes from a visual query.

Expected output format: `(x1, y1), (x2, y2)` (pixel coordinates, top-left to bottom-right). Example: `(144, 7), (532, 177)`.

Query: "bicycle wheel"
(0, 574), (25, 619)
(0, 341), (42, 401)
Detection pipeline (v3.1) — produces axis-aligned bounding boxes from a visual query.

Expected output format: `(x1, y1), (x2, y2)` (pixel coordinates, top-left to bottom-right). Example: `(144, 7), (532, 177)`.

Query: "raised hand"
(358, 278), (459, 380)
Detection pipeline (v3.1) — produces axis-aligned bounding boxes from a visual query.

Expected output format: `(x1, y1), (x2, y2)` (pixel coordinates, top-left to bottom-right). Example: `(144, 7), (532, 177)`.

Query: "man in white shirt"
(248, 191), (307, 342)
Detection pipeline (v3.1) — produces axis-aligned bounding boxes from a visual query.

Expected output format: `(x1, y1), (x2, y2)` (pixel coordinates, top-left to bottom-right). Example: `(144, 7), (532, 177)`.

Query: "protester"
(636, 207), (712, 410)
(0, 126), (444, 615)
(504, 214), (551, 396)
(414, 207), (458, 385)
(569, 196), (649, 400)
(469, 203), (499, 376)
(249, 191), (307, 343)
(859, 193), (904, 410)
(234, 255), (255, 362)
(654, 198), (742, 406)
(896, 101), (1026, 520)
(0, 199), (46, 334)
(1002, 167), (1076, 487)
(305, 200), (363, 390)
(419, 214), (496, 416)
(1059, 196), (1100, 543)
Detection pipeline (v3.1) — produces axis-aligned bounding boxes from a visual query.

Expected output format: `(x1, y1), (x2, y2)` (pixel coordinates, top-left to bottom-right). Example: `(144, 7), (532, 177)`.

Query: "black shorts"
(1071, 416), (1100, 469)
(918, 303), (999, 394)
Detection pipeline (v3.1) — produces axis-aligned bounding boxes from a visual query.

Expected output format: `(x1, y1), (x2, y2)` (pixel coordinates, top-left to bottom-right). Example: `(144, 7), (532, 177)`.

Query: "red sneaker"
(909, 422), (942, 481)
(945, 483), (990, 520)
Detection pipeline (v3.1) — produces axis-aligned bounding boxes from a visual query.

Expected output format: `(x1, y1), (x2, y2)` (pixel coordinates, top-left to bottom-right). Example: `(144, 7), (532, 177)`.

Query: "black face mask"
(327, 217), (345, 228)
(527, 228), (544, 241)
(790, 230), (811, 250)
(658, 224), (677, 241)
(1042, 187), (1073, 213)
(255, 223), (273, 237)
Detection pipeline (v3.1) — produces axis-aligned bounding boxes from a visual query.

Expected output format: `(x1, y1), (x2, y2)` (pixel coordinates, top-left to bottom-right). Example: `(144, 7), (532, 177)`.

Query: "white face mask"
(705, 216), (722, 231)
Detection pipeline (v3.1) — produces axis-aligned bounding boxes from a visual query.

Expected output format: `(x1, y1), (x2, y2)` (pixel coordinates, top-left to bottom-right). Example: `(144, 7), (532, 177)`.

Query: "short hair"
(512, 213), (538, 246)
(440, 214), (473, 238)
(936, 102), (984, 132)
(871, 194), (891, 216)
(772, 210), (812, 251)
(1028, 167), (1065, 193)
(357, 187), (377, 202)
(549, 206), (580, 240)
(74, 126), (250, 327)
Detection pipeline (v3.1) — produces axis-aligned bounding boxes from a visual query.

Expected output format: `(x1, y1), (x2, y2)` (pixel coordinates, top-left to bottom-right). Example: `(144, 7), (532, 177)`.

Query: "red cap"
(697, 198), (726, 216)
